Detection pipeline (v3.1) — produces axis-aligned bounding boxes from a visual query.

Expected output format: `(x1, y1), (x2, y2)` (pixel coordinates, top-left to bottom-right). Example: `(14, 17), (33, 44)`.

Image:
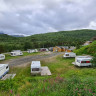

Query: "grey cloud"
(0, 0), (96, 35)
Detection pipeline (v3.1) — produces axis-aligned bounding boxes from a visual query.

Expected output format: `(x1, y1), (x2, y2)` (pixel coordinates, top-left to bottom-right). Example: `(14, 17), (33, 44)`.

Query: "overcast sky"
(0, 0), (96, 35)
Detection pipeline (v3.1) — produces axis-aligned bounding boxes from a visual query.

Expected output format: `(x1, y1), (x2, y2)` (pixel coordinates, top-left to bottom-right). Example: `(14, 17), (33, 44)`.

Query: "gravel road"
(3, 52), (63, 66)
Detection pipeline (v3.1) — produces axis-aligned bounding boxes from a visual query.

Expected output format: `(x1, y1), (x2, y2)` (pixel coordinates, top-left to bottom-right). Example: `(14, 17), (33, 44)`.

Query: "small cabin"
(0, 54), (5, 60)
(39, 48), (48, 52)
(53, 46), (69, 52)
(27, 49), (38, 53)
(10, 50), (23, 56)
(31, 61), (41, 75)
(63, 52), (76, 58)
(74, 56), (92, 67)
(0, 64), (9, 79)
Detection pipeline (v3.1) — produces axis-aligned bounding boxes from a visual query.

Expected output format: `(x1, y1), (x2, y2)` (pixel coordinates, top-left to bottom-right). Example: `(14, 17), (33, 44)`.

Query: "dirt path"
(1, 52), (63, 67)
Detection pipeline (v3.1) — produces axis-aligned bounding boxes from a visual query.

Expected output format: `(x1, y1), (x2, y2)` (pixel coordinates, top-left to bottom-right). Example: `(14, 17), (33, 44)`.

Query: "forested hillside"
(74, 40), (96, 55)
(0, 29), (96, 52)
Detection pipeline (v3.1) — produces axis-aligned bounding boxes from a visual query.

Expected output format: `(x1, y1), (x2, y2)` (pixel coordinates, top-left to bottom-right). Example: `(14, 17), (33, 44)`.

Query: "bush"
(91, 54), (96, 67)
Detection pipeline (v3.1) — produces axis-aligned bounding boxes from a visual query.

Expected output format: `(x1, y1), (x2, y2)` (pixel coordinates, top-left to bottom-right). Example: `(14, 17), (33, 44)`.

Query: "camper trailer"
(31, 61), (41, 75)
(0, 54), (5, 60)
(39, 48), (48, 52)
(63, 52), (76, 58)
(74, 56), (92, 67)
(10, 50), (23, 56)
(0, 64), (9, 79)
(27, 49), (38, 53)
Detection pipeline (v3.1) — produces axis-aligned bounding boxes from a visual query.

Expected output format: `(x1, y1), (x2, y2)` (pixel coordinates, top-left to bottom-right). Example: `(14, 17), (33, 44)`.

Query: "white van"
(63, 52), (76, 58)
(31, 61), (41, 75)
(0, 64), (9, 79)
(0, 54), (5, 60)
(11, 50), (23, 56)
(27, 49), (38, 53)
(74, 56), (92, 67)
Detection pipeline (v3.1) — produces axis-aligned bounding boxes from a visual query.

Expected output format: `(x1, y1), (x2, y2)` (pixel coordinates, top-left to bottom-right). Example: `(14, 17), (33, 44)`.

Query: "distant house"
(83, 41), (92, 46)
(0, 54), (5, 60)
(39, 48), (49, 52)
(53, 46), (69, 52)
(10, 50), (23, 56)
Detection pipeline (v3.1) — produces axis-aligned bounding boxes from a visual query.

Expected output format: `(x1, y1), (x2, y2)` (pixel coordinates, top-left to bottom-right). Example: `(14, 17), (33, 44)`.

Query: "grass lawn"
(0, 54), (96, 96)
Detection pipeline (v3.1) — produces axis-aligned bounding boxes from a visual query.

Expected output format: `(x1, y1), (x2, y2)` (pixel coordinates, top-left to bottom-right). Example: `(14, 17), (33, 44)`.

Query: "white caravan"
(74, 56), (92, 67)
(31, 61), (41, 75)
(0, 64), (9, 79)
(63, 52), (76, 58)
(27, 49), (38, 53)
(0, 54), (5, 60)
(11, 50), (23, 56)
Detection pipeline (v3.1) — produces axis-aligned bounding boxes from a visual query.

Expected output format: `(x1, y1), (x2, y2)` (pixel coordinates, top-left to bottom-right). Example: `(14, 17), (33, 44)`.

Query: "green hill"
(1, 29), (96, 52)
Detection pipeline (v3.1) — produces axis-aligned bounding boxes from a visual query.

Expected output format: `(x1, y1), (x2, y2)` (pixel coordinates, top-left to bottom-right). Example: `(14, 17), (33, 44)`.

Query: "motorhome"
(31, 61), (41, 75)
(74, 56), (92, 67)
(0, 54), (5, 60)
(63, 52), (76, 58)
(0, 64), (9, 79)
(27, 49), (38, 53)
(10, 50), (23, 56)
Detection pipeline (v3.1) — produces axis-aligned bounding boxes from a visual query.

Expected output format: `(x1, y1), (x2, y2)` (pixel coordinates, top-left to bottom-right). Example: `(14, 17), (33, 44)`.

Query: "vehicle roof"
(76, 56), (92, 61)
(31, 61), (41, 68)
(0, 54), (5, 56)
(65, 52), (76, 54)
(12, 50), (21, 52)
(0, 64), (8, 68)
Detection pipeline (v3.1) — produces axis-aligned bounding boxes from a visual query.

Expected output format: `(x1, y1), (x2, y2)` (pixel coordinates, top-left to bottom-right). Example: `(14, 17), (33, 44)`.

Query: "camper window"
(81, 61), (88, 63)
(32, 68), (39, 71)
(66, 54), (69, 56)
(0, 56), (4, 58)
(77, 60), (80, 63)
(6, 66), (8, 69)
(11, 53), (13, 55)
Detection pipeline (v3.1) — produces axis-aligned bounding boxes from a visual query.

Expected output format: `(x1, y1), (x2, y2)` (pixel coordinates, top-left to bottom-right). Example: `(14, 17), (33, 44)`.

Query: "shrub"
(91, 54), (96, 67)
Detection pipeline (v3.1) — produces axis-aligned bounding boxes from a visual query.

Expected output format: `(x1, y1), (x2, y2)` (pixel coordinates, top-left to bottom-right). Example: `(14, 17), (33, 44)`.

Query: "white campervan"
(0, 64), (9, 79)
(11, 50), (23, 56)
(0, 54), (5, 60)
(74, 56), (92, 67)
(63, 52), (76, 58)
(31, 61), (41, 75)
(27, 49), (38, 53)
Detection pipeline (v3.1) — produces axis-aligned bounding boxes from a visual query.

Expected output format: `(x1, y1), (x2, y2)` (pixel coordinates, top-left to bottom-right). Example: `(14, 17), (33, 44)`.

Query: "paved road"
(4, 52), (63, 66)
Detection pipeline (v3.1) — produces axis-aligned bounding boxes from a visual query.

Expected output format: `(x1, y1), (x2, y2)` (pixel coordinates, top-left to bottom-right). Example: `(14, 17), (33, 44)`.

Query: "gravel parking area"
(2, 52), (63, 66)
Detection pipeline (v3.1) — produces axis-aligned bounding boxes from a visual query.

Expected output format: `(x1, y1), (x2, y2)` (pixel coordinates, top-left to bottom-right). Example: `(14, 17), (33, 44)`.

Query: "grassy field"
(0, 54), (96, 96)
